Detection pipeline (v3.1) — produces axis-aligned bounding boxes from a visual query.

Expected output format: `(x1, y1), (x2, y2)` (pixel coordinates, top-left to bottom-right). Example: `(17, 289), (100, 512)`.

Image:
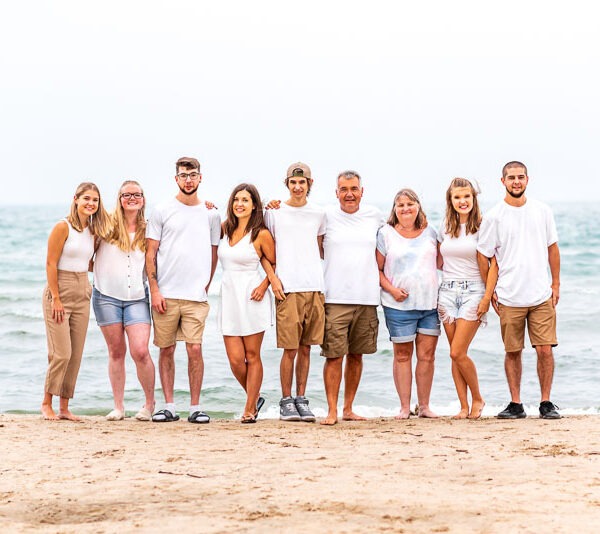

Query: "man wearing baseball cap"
(264, 162), (326, 422)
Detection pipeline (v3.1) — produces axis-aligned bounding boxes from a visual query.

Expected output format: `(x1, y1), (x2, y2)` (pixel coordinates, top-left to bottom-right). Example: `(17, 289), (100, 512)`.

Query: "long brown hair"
(444, 177), (481, 237)
(222, 183), (266, 242)
(67, 182), (111, 239)
(106, 180), (147, 252)
(387, 188), (427, 229)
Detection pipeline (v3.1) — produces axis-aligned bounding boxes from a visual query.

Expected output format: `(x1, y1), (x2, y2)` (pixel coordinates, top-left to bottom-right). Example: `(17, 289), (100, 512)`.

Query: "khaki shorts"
(321, 304), (379, 358)
(152, 299), (209, 348)
(275, 291), (325, 349)
(498, 298), (557, 352)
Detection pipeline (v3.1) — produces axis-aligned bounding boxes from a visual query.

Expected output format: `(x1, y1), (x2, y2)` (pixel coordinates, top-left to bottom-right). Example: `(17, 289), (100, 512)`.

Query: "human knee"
(448, 348), (466, 363)
(393, 348), (412, 363)
(417, 350), (436, 363)
(536, 345), (554, 360)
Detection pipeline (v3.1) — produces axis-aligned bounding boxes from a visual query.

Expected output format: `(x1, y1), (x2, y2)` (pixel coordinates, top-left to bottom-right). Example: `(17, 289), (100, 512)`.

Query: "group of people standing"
(40, 157), (562, 424)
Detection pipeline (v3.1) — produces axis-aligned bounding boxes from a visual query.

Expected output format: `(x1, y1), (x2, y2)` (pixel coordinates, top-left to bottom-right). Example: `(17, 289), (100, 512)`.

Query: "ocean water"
(1, 203), (598, 418)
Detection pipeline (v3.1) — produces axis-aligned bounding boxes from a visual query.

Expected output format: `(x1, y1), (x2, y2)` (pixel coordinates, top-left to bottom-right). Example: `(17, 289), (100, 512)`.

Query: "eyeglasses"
(120, 192), (144, 199)
(177, 172), (201, 181)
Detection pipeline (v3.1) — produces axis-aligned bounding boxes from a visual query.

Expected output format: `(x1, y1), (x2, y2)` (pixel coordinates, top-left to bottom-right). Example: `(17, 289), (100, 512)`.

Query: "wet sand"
(1, 414), (600, 532)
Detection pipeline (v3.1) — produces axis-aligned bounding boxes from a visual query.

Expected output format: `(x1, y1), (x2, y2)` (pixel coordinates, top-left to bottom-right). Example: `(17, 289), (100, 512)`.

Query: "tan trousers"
(43, 271), (92, 398)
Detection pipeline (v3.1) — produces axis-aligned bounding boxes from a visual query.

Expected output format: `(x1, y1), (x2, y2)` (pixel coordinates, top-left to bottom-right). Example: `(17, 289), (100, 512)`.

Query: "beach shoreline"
(2, 414), (600, 532)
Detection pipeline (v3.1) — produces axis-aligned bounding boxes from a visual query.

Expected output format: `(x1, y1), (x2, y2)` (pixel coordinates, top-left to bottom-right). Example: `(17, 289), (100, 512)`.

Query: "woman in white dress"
(93, 180), (156, 422)
(437, 178), (497, 419)
(218, 183), (280, 423)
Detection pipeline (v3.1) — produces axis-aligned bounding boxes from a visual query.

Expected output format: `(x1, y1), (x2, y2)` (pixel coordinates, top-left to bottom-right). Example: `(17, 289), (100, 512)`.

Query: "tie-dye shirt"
(376, 224), (439, 310)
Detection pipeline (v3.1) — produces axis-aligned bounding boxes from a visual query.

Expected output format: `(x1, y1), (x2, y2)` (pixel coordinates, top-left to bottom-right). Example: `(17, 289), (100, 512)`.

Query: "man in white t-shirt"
(319, 170), (383, 425)
(146, 157), (221, 424)
(264, 162), (326, 422)
(477, 161), (561, 420)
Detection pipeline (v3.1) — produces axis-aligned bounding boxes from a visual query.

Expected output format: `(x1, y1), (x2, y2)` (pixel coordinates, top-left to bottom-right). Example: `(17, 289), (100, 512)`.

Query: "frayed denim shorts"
(437, 280), (487, 325)
(382, 306), (440, 343)
(92, 287), (151, 327)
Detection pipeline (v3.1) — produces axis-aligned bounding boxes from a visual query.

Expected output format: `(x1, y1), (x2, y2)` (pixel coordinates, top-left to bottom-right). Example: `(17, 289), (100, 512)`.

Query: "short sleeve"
(476, 216), (496, 258)
(208, 209), (222, 246)
(545, 206), (558, 246)
(376, 226), (387, 255)
(264, 209), (275, 235)
(146, 206), (162, 241)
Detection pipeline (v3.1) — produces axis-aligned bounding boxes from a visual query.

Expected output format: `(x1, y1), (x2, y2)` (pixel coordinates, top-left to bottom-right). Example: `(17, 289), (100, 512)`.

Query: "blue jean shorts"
(437, 280), (487, 325)
(382, 306), (441, 343)
(92, 287), (151, 327)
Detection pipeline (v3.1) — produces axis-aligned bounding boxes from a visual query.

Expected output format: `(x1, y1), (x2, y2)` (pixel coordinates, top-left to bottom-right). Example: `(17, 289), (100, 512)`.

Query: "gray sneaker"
(294, 396), (316, 422)
(279, 396), (301, 421)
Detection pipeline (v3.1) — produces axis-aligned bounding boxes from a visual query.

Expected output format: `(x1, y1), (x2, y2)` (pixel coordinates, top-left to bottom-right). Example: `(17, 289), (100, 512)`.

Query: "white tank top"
(57, 219), (95, 272)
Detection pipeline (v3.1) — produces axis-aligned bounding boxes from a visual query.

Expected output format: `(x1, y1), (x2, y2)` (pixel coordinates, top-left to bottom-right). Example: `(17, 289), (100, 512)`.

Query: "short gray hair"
(337, 170), (361, 186)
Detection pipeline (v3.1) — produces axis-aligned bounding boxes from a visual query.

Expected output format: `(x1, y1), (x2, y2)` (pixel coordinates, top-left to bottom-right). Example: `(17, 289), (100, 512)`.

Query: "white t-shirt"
(94, 235), (146, 301)
(477, 198), (558, 307)
(322, 204), (383, 305)
(264, 202), (326, 293)
(146, 199), (221, 302)
(438, 224), (483, 282)
(377, 224), (439, 310)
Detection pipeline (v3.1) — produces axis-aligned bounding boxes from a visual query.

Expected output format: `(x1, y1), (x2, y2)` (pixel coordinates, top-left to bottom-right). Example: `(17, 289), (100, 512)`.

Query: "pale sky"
(1, 1), (598, 209)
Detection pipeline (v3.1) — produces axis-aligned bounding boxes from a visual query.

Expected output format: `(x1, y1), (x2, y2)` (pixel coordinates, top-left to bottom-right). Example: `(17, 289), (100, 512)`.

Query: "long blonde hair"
(444, 178), (481, 237)
(106, 180), (147, 252)
(67, 182), (111, 239)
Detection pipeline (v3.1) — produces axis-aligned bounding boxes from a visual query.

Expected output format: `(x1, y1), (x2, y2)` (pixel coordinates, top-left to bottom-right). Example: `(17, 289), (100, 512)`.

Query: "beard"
(179, 184), (199, 196)
(506, 187), (525, 199)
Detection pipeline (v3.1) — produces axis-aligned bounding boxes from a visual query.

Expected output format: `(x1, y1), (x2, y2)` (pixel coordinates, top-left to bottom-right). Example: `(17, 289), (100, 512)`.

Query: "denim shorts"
(92, 287), (151, 327)
(437, 280), (487, 325)
(382, 306), (440, 343)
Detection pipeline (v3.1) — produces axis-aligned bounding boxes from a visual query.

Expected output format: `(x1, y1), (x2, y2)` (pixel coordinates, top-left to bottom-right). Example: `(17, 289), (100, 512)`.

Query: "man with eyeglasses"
(146, 157), (221, 423)
(264, 162), (326, 422)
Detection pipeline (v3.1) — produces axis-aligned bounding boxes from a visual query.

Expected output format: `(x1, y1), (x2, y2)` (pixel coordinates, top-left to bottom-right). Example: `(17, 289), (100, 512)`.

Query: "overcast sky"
(1, 1), (598, 210)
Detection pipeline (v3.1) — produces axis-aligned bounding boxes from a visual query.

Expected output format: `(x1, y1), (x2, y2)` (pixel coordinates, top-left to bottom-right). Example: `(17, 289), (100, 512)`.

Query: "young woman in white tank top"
(41, 182), (110, 421)
(437, 178), (498, 419)
(92, 181), (156, 422)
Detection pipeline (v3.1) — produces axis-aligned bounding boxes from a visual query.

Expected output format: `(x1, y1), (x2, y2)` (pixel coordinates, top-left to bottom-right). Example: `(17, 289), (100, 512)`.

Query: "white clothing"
(217, 233), (272, 336)
(477, 198), (558, 307)
(264, 202), (326, 293)
(94, 235), (146, 301)
(146, 199), (221, 302)
(322, 204), (383, 305)
(438, 224), (483, 282)
(376, 225), (438, 310)
(57, 219), (94, 272)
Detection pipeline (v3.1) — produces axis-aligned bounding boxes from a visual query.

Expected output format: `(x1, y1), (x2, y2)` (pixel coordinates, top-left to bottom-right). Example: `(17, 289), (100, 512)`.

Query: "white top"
(477, 198), (558, 307)
(377, 224), (439, 310)
(438, 224), (483, 282)
(57, 219), (94, 273)
(217, 233), (273, 336)
(94, 235), (147, 301)
(264, 202), (326, 293)
(146, 199), (221, 302)
(322, 204), (383, 305)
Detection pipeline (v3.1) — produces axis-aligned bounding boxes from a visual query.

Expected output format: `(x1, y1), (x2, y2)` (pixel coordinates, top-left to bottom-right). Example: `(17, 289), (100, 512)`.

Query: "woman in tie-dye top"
(376, 188), (441, 419)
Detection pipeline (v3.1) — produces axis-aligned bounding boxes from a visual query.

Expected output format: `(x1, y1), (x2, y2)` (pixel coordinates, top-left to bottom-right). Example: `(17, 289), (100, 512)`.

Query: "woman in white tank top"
(218, 183), (279, 423)
(92, 181), (156, 422)
(42, 182), (110, 421)
(437, 178), (498, 419)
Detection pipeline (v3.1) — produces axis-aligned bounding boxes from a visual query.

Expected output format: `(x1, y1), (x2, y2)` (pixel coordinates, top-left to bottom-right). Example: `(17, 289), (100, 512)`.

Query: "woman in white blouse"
(93, 181), (155, 421)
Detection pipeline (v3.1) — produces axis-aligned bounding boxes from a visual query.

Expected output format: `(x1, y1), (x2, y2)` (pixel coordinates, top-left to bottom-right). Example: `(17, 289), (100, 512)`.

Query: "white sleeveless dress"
(217, 232), (273, 336)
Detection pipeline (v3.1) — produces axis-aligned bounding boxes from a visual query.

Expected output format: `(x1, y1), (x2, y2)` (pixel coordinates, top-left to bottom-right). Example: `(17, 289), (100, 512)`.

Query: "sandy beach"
(1, 414), (600, 533)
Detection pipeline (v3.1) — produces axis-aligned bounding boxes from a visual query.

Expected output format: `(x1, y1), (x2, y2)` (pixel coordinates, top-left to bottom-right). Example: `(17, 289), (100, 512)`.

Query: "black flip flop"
(188, 411), (210, 424)
(256, 396), (265, 415)
(152, 409), (180, 423)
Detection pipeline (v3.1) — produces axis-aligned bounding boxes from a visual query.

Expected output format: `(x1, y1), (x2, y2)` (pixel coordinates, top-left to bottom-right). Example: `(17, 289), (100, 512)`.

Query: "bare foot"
(468, 400), (485, 420)
(417, 406), (439, 418)
(41, 404), (59, 421)
(342, 411), (367, 421)
(395, 409), (411, 420)
(320, 413), (338, 426)
(452, 408), (469, 420)
(58, 411), (82, 422)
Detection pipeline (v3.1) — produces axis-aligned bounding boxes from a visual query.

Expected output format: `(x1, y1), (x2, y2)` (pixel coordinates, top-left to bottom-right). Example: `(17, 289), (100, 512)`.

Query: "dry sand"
(1, 414), (600, 533)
